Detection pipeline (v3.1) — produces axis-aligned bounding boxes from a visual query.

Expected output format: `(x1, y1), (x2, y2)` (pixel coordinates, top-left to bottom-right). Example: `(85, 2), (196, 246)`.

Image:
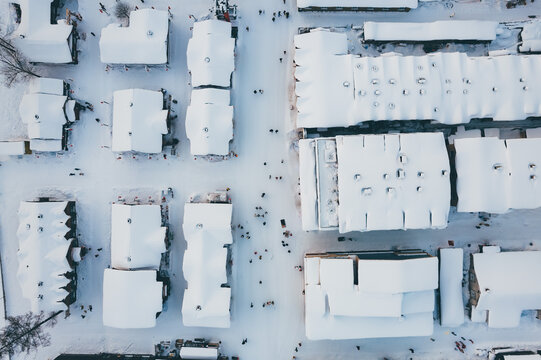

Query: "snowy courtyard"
(2, 0), (541, 359)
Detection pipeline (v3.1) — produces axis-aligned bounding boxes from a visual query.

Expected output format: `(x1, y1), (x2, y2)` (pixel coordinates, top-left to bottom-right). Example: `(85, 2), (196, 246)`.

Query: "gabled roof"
(112, 88), (168, 153)
(11, 0), (73, 63)
(455, 136), (541, 213)
(16, 201), (74, 313)
(294, 29), (541, 128)
(19, 78), (70, 152)
(299, 133), (451, 233)
(187, 20), (235, 87)
(304, 254), (438, 340)
(102, 269), (163, 329)
(182, 202), (232, 328)
(297, 0), (418, 9)
(472, 248), (541, 328)
(519, 21), (541, 53)
(99, 9), (169, 64)
(111, 204), (166, 270)
(186, 88), (233, 156)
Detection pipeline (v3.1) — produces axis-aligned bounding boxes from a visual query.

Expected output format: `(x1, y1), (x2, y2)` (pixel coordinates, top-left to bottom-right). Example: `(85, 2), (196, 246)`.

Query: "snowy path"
(2, 0), (541, 359)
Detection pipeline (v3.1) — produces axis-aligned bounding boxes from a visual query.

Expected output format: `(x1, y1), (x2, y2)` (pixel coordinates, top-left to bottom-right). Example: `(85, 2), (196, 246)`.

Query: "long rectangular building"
(295, 29), (541, 128)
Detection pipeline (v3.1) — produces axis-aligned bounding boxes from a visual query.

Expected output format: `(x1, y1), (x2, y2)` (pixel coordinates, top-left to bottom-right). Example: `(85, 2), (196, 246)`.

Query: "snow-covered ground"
(2, 0), (541, 359)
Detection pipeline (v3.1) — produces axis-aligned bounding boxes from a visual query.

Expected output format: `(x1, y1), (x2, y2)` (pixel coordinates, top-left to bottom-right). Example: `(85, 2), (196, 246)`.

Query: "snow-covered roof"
(186, 88), (233, 156)
(179, 347), (219, 359)
(519, 21), (541, 53)
(297, 0), (418, 9)
(363, 20), (498, 42)
(16, 201), (75, 313)
(11, 0), (74, 64)
(455, 136), (541, 213)
(112, 88), (168, 153)
(299, 133), (451, 233)
(99, 9), (169, 64)
(187, 20), (235, 87)
(0, 141), (26, 155)
(102, 269), (163, 328)
(295, 30), (353, 130)
(294, 29), (541, 128)
(304, 253), (438, 340)
(19, 78), (71, 152)
(111, 204), (167, 270)
(182, 202), (232, 328)
(439, 248), (465, 327)
(471, 248), (541, 328)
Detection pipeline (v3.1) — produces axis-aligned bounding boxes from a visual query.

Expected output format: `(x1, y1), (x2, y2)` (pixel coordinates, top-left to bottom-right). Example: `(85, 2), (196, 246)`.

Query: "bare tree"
(114, 1), (131, 22)
(0, 311), (61, 357)
(0, 36), (40, 87)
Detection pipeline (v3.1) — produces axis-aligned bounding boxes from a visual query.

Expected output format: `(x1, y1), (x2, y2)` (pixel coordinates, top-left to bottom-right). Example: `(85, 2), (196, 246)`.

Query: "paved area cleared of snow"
(2, 0), (541, 359)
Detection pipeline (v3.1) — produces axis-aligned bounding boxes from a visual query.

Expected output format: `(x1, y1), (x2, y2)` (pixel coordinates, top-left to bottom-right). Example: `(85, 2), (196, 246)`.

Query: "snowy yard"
(2, 0), (541, 359)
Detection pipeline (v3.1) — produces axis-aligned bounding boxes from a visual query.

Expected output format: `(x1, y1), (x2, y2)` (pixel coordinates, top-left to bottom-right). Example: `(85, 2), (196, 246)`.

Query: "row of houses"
(13, 191), (233, 330)
(104, 191), (233, 329)
(186, 20), (235, 157)
(299, 131), (541, 233)
(304, 248), (541, 340)
(294, 27), (541, 129)
(2, 15), (236, 157)
(9, 1), (168, 65)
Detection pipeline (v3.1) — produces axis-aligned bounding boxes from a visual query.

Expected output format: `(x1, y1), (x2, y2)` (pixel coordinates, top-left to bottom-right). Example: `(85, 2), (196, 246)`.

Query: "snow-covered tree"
(114, 1), (131, 22)
(0, 36), (40, 87)
(0, 311), (61, 357)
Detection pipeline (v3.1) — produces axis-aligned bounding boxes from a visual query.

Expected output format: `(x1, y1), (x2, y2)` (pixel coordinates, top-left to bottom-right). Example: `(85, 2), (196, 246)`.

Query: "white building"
(304, 251), (438, 340)
(102, 269), (163, 329)
(16, 200), (79, 313)
(187, 19), (235, 88)
(439, 248), (465, 327)
(111, 204), (167, 270)
(294, 29), (541, 128)
(182, 202), (232, 328)
(0, 141), (27, 156)
(363, 20), (498, 42)
(19, 77), (76, 152)
(519, 21), (541, 53)
(99, 9), (169, 64)
(299, 133), (450, 233)
(470, 247), (541, 328)
(454, 136), (541, 213)
(297, 0), (418, 10)
(11, 0), (75, 63)
(112, 88), (169, 153)
(185, 88), (233, 156)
